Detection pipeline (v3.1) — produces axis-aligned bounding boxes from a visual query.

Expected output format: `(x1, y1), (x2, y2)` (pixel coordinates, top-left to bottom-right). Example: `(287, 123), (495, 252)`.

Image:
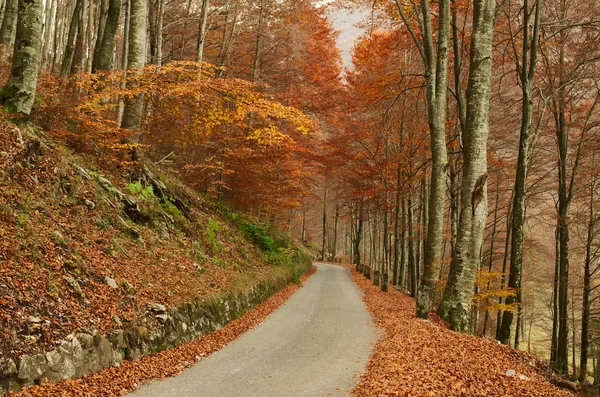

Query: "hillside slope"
(0, 117), (310, 372)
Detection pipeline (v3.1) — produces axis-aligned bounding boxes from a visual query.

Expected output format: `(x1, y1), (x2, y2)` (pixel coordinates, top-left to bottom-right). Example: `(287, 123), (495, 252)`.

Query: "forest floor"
(345, 263), (576, 397)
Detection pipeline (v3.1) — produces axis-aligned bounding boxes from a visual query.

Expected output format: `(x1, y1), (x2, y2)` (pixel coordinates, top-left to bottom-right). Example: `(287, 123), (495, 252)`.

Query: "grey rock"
(85, 200), (96, 210)
(0, 357), (17, 377)
(72, 164), (92, 180)
(148, 303), (166, 313)
(78, 333), (94, 349)
(120, 280), (136, 295)
(113, 315), (123, 327)
(51, 231), (65, 245)
(27, 316), (41, 323)
(63, 276), (85, 300)
(105, 276), (118, 289)
(17, 354), (48, 381)
(155, 314), (169, 324)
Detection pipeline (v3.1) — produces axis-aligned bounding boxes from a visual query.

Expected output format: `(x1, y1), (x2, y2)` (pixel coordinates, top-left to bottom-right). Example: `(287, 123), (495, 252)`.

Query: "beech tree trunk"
(438, 0), (496, 332)
(394, 0), (450, 318)
(497, 0), (543, 345)
(580, 170), (597, 383)
(196, 0), (209, 65)
(0, 0), (18, 53)
(121, 0), (147, 132)
(0, 0), (43, 116)
(320, 188), (327, 261)
(94, 0), (120, 71)
(60, 0), (83, 79)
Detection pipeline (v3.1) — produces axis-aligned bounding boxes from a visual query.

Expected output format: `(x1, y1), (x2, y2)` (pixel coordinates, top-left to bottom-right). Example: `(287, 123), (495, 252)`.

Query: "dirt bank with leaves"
(347, 265), (573, 397)
(0, 118), (312, 393)
(6, 267), (316, 397)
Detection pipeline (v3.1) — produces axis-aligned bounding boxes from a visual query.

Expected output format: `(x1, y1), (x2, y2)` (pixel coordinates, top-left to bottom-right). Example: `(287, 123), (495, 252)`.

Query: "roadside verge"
(345, 264), (572, 397)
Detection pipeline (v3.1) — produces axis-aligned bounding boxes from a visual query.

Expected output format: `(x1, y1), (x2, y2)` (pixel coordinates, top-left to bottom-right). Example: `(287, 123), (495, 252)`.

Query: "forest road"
(129, 263), (375, 397)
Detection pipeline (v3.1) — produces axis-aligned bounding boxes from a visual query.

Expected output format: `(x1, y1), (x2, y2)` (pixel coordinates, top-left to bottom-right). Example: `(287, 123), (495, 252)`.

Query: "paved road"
(130, 263), (375, 397)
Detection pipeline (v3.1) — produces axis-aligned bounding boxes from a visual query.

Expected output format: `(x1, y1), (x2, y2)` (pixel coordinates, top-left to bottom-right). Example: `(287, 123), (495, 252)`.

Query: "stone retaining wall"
(0, 263), (308, 394)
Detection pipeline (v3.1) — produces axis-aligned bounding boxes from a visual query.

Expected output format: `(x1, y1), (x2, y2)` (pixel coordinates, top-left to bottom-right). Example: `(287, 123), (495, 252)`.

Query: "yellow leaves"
(75, 61), (316, 148)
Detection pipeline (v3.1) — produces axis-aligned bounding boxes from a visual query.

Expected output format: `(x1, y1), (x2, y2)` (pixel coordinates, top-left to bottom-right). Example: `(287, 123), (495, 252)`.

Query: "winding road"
(130, 263), (376, 397)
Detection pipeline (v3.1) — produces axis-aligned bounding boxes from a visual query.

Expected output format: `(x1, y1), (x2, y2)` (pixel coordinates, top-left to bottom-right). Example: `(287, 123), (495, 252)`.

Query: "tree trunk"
(120, 0), (147, 132)
(408, 194), (417, 297)
(0, 0), (43, 116)
(155, 0), (163, 66)
(580, 175), (596, 383)
(41, 0), (57, 69)
(0, 0), (18, 54)
(251, 0), (264, 80)
(60, 0), (83, 79)
(70, 0), (86, 75)
(498, 0), (543, 345)
(333, 204), (339, 261)
(320, 188), (327, 261)
(354, 202), (364, 272)
(92, 0), (108, 70)
(196, 0), (209, 65)
(94, 0), (121, 71)
(395, 0), (451, 319)
(438, 0), (496, 332)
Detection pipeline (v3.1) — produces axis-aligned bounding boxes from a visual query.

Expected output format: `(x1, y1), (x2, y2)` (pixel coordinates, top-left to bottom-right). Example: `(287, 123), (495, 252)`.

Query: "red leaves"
(346, 265), (572, 397)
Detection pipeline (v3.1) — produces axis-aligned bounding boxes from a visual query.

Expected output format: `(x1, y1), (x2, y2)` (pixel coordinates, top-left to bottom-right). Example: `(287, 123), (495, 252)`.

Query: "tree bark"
(0, 0), (43, 116)
(60, 0), (83, 79)
(580, 173), (597, 383)
(121, 0), (147, 131)
(320, 188), (327, 261)
(95, 0), (122, 71)
(394, 0), (451, 319)
(497, 0), (543, 345)
(0, 0), (18, 54)
(196, 0), (209, 65)
(438, 0), (496, 332)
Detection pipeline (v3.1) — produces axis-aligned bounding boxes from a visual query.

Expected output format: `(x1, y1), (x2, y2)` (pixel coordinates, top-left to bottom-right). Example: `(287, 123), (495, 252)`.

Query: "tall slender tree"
(438, 0), (496, 332)
(121, 0), (148, 132)
(0, 0), (44, 116)
(394, 0), (451, 318)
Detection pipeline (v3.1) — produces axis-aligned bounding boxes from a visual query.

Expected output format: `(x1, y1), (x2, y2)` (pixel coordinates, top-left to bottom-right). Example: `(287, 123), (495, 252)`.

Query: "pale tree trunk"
(438, 0), (496, 332)
(196, 0), (209, 65)
(0, 0), (18, 54)
(301, 209), (307, 243)
(70, 0), (86, 75)
(155, 0), (163, 66)
(121, 0), (147, 132)
(321, 188), (328, 261)
(395, 0), (450, 318)
(354, 202), (364, 272)
(0, 0), (6, 33)
(0, 0), (43, 116)
(497, 0), (543, 345)
(41, 0), (56, 69)
(60, 0), (83, 79)
(580, 164), (598, 383)
(85, 0), (95, 71)
(333, 204), (340, 261)
(50, 2), (63, 72)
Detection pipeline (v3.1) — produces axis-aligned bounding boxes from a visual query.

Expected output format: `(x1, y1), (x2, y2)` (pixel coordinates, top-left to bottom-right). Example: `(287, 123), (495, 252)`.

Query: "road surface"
(130, 263), (376, 397)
